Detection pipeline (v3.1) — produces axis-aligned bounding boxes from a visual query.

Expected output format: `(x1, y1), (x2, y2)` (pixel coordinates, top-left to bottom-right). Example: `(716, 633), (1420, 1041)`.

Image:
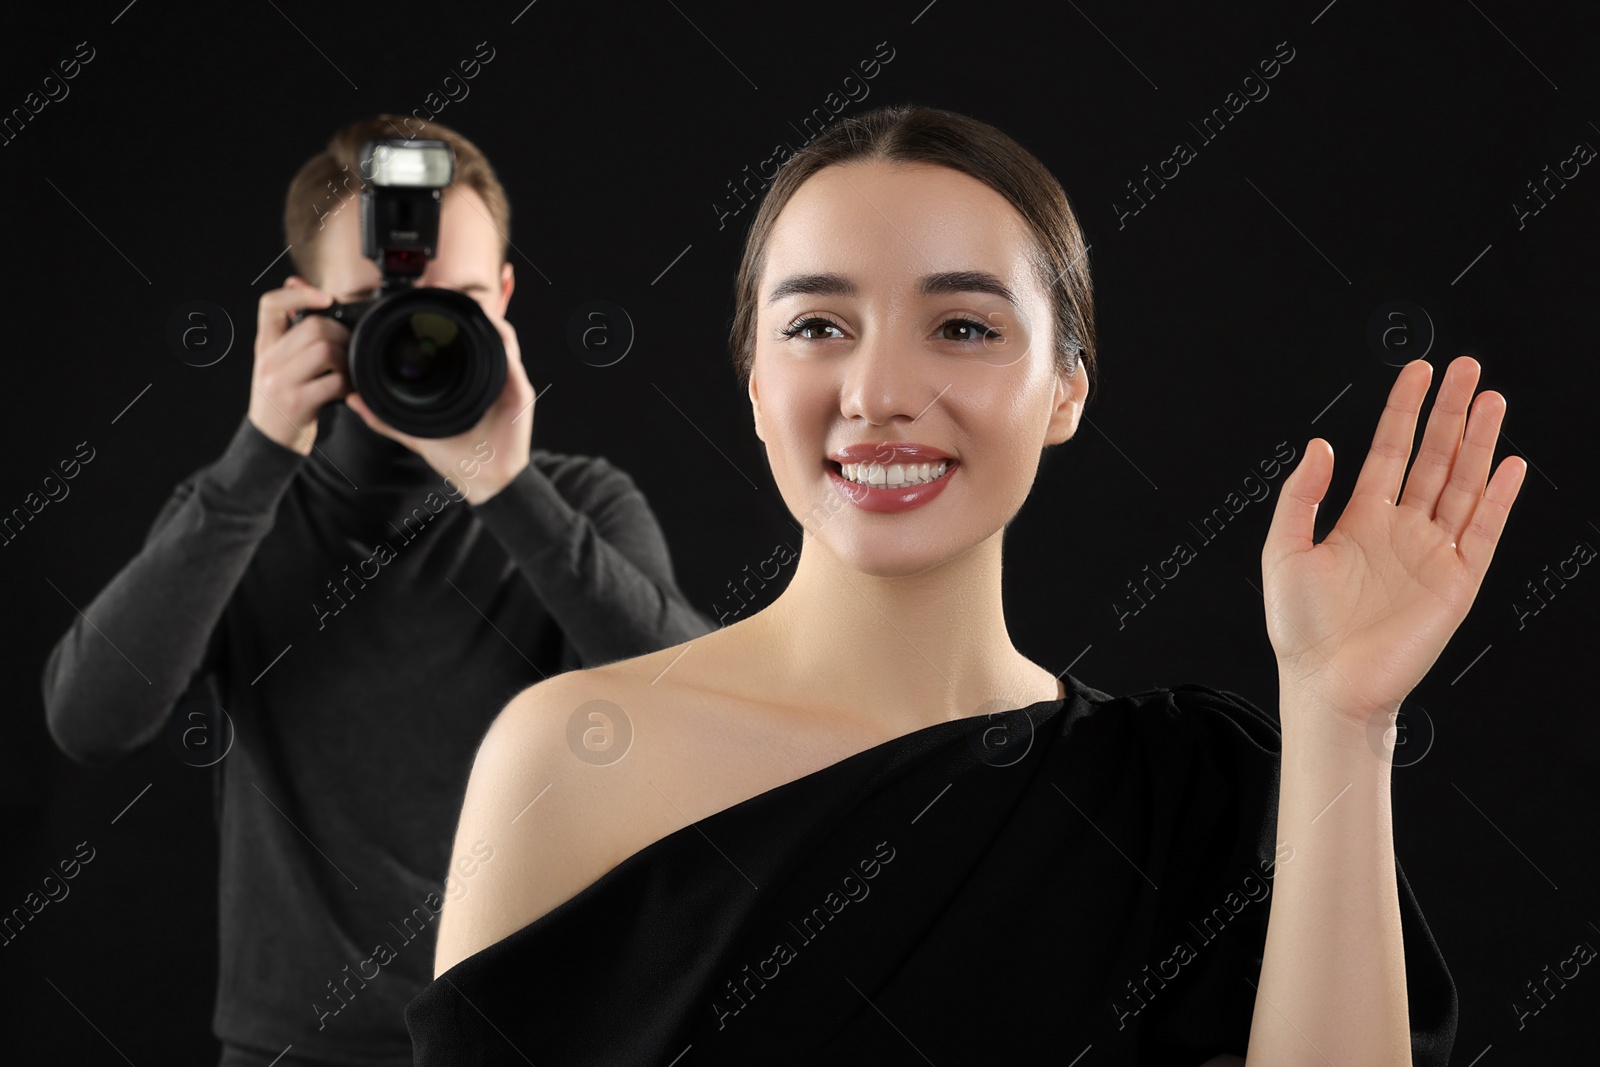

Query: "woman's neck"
(750, 530), (1054, 732)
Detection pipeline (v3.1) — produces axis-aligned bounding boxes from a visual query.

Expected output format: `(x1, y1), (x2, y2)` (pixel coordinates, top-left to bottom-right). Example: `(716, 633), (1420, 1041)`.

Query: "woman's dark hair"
(728, 104), (1096, 407)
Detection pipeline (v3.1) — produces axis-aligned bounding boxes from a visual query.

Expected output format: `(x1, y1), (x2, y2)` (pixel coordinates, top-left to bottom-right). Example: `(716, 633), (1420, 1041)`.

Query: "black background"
(3, 0), (1596, 1062)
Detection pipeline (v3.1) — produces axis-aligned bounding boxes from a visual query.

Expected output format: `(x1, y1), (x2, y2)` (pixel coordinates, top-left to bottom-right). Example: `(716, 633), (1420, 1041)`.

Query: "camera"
(293, 137), (506, 438)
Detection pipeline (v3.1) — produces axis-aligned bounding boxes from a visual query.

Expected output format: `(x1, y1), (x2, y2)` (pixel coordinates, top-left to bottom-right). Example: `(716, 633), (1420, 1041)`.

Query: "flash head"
(359, 138), (454, 274)
(362, 138), (452, 187)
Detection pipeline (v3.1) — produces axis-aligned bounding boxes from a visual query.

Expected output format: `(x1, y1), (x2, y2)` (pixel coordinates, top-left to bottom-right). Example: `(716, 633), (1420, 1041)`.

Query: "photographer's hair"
(283, 114), (511, 285)
(728, 104), (1097, 407)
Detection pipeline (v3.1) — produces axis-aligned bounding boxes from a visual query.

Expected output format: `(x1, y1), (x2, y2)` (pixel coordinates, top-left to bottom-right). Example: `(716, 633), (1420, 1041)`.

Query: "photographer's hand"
(248, 276), (354, 455)
(344, 310), (535, 505)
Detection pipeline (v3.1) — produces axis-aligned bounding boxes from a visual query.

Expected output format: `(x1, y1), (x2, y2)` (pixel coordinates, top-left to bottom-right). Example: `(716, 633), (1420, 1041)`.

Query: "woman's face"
(750, 160), (1086, 577)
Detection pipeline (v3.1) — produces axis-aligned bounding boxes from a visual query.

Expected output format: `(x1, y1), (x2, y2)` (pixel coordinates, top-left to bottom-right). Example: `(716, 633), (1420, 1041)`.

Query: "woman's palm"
(1261, 357), (1526, 723)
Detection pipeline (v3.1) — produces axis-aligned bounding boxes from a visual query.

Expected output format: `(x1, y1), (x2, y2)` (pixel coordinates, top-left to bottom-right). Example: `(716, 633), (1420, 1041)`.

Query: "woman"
(406, 105), (1523, 1064)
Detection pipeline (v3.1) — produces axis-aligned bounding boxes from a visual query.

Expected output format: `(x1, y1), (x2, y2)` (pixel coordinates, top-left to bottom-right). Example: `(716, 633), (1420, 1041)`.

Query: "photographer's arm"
(40, 416), (305, 765)
(467, 457), (715, 669)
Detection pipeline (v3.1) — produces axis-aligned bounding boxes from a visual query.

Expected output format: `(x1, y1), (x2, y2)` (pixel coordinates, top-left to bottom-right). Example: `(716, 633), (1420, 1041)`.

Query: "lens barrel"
(345, 287), (506, 438)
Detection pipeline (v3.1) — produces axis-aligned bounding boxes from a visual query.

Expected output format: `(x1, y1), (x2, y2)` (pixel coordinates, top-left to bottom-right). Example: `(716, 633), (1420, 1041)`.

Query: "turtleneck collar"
(303, 400), (439, 498)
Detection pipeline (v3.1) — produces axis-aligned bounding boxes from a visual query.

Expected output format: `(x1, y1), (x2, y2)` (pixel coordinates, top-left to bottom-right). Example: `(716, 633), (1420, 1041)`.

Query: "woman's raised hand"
(1260, 356), (1527, 727)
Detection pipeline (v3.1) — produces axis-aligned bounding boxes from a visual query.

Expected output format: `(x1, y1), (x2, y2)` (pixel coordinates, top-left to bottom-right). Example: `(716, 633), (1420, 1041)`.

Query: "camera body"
(293, 137), (506, 438)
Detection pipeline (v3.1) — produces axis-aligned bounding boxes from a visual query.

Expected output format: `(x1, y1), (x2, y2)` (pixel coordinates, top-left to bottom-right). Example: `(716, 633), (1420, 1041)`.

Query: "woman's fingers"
(1349, 358), (1433, 505)
(1262, 437), (1333, 567)
(1398, 356), (1480, 516)
(1458, 452), (1527, 574)
(1436, 388), (1509, 546)
(1380, 352), (1523, 571)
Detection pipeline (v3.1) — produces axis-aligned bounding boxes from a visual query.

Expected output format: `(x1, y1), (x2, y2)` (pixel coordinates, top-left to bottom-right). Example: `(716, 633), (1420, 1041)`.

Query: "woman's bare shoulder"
(431, 664), (684, 975)
(433, 630), (859, 975)
(477, 659), (692, 842)
(489, 644), (715, 784)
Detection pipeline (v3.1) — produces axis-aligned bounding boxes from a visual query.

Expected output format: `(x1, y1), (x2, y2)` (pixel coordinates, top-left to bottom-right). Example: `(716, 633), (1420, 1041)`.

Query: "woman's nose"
(837, 331), (939, 425)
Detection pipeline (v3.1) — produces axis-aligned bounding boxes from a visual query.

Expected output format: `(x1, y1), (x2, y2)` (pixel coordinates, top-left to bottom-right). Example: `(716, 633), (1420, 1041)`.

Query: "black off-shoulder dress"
(405, 673), (1457, 1065)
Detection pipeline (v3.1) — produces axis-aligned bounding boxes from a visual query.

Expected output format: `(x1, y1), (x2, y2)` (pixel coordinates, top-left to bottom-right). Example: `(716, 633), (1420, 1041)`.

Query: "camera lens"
(379, 311), (465, 406)
(345, 287), (507, 438)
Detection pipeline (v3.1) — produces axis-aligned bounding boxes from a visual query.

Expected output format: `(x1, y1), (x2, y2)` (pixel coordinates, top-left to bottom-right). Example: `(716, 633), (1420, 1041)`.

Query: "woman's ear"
(1044, 358), (1087, 446)
(748, 367), (766, 444)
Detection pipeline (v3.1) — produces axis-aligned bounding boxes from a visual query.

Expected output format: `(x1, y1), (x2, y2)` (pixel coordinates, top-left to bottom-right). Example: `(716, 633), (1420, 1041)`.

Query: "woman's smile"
(822, 440), (960, 513)
(823, 457), (959, 513)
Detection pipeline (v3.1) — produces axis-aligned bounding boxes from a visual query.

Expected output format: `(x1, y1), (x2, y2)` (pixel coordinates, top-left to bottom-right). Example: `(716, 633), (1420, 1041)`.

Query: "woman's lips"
(825, 442), (955, 466)
(824, 457), (958, 514)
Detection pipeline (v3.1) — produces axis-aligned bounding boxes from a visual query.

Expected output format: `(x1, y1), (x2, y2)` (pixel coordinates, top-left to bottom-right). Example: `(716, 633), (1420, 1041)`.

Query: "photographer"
(39, 114), (714, 1067)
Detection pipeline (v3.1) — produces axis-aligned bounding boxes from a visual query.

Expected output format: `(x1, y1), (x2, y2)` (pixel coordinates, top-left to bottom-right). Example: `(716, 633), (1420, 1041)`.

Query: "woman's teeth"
(839, 460), (949, 487)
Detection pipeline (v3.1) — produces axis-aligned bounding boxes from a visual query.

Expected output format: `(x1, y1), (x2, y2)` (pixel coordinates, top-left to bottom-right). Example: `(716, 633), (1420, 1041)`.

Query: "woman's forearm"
(1246, 684), (1411, 1066)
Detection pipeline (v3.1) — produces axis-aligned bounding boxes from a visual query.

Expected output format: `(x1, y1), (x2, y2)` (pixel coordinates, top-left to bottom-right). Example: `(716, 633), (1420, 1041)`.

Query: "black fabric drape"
(406, 673), (1456, 1066)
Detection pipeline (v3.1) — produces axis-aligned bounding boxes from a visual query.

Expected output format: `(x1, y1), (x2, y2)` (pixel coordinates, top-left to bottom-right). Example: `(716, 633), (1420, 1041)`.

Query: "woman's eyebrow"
(924, 269), (1017, 306)
(765, 269), (1017, 307)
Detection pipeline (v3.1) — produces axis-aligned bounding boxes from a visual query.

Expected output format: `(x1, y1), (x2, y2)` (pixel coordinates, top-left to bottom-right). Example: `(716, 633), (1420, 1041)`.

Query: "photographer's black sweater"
(40, 401), (715, 1065)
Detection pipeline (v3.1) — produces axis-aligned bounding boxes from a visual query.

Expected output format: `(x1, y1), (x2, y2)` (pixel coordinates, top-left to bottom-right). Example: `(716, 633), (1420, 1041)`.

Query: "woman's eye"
(782, 317), (845, 340)
(779, 316), (1001, 343)
(938, 317), (1001, 343)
